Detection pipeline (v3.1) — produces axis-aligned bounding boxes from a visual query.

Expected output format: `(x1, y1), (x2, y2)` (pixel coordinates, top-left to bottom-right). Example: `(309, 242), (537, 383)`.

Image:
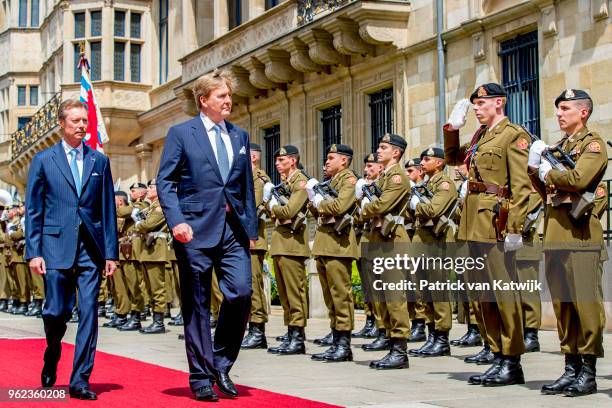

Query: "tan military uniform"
(445, 118), (531, 356)
(9, 217), (42, 303)
(311, 168), (359, 332)
(120, 200), (149, 314)
(534, 126), (607, 357)
(250, 167), (271, 324)
(0, 228), (9, 301)
(133, 200), (169, 314)
(362, 163), (411, 339)
(112, 206), (134, 316)
(269, 169), (310, 328)
(413, 171), (457, 332)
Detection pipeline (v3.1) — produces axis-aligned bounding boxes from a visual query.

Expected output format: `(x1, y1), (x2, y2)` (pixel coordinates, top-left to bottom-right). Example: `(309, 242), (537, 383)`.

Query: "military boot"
(118, 312), (143, 331)
(407, 319), (426, 342)
(103, 314), (128, 328)
(464, 343), (494, 364)
(481, 355), (525, 386)
(277, 326), (306, 355)
(523, 328), (540, 352)
(313, 331), (334, 346)
(241, 322), (267, 349)
(409, 323), (435, 356)
(139, 312), (165, 334)
(361, 330), (392, 351)
(268, 327), (291, 354)
(312, 330), (338, 361)
(468, 353), (503, 385)
(541, 354), (582, 395)
(352, 316), (375, 338)
(371, 338), (409, 370)
(420, 330), (450, 357)
(563, 355), (597, 397)
(324, 331), (353, 362)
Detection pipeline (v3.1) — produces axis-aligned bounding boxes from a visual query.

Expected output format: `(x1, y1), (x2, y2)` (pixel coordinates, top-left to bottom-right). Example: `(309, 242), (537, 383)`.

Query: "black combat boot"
(241, 322), (267, 349)
(420, 330), (450, 357)
(361, 330), (392, 351)
(25, 299), (43, 317)
(523, 328), (540, 352)
(277, 326), (306, 355)
(103, 314), (128, 328)
(139, 312), (165, 334)
(0, 299), (7, 312)
(14, 301), (28, 315)
(541, 354), (582, 395)
(468, 353), (503, 385)
(481, 355), (525, 386)
(69, 307), (79, 323)
(313, 331), (334, 346)
(97, 302), (106, 317)
(407, 319), (426, 342)
(118, 312), (143, 331)
(464, 343), (494, 364)
(352, 316), (376, 338)
(371, 338), (409, 370)
(409, 323), (434, 356)
(563, 355), (597, 397)
(275, 331), (289, 341)
(268, 327), (291, 354)
(169, 312), (183, 326)
(324, 331), (353, 362)
(312, 330), (338, 361)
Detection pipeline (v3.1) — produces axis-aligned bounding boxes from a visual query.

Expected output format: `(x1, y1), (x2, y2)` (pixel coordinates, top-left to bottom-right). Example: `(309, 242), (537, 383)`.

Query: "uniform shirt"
(200, 112), (234, 169)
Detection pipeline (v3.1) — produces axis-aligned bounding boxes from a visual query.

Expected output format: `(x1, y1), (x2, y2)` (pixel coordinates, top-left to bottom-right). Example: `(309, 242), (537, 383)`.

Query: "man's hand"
(447, 99), (471, 130)
(173, 223), (193, 243)
(29, 257), (46, 275)
(249, 239), (257, 250)
(355, 179), (366, 199)
(262, 182), (274, 203)
(528, 140), (547, 169)
(504, 234), (523, 252)
(409, 194), (420, 211)
(538, 161), (553, 182)
(104, 260), (117, 277)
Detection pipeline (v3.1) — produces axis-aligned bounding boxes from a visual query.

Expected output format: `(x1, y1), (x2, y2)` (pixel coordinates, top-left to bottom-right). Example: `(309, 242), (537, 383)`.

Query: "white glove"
(409, 194), (420, 211)
(504, 233), (523, 252)
(268, 196), (279, 211)
(360, 196), (371, 212)
(528, 140), (547, 168)
(262, 182), (274, 203)
(131, 208), (141, 222)
(354, 179), (366, 200)
(459, 180), (468, 200)
(447, 99), (471, 130)
(305, 178), (318, 201)
(312, 194), (324, 209)
(538, 160), (552, 182)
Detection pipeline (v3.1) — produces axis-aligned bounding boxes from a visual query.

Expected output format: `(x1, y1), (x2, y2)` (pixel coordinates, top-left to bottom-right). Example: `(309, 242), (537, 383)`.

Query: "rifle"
(313, 179), (358, 234)
(271, 176), (308, 233)
(411, 180), (459, 237)
(360, 181), (404, 237)
(523, 126), (595, 219)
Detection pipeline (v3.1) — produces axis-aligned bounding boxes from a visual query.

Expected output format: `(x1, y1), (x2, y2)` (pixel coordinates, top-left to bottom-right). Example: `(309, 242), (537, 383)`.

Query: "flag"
(77, 54), (108, 153)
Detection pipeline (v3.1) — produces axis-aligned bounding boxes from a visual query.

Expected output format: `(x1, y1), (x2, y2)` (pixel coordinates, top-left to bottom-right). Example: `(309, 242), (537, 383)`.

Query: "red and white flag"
(77, 55), (108, 153)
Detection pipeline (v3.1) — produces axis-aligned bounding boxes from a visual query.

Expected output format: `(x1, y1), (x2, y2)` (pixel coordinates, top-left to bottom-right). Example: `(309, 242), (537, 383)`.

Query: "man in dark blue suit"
(157, 70), (257, 402)
(25, 99), (118, 400)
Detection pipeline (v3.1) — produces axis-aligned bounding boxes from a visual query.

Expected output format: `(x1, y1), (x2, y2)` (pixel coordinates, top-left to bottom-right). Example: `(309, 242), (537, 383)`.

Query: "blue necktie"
(213, 124), (230, 183)
(69, 148), (82, 196)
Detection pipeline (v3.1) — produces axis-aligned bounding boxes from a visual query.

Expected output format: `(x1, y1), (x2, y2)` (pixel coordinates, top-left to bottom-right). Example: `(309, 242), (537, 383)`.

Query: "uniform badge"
(279, 147), (287, 155)
(596, 186), (606, 197)
(330, 144), (337, 153)
(367, 154), (375, 162)
(477, 86), (487, 97)
(348, 177), (357, 185)
(382, 134), (391, 143)
(427, 147), (434, 156)
(408, 159), (415, 166)
(299, 180), (306, 189)
(440, 181), (450, 191)
(392, 175), (402, 184)
(517, 138), (528, 150)
(587, 141), (601, 153)
(564, 89), (575, 98)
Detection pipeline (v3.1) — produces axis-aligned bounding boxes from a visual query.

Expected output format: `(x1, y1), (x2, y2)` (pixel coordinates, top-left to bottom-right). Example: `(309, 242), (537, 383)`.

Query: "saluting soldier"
(133, 179), (170, 334)
(103, 191), (133, 329)
(444, 83), (531, 386)
(352, 153), (384, 339)
(265, 145), (310, 355)
(408, 147), (457, 358)
(529, 89), (607, 397)
(241, 143), (272, 349)
(305, 144), (359, 362)
(360, 133), (411, 370)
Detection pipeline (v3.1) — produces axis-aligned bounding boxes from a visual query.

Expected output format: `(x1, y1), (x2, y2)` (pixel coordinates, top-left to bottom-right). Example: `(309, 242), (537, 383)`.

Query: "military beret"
(129, 182), (147, 190)
(114, 191), (128, 199)
(470, 83), (507, 103)
(420, 147), (445, 159)
(379, 133), (407, 151)
(363, 153), (378, 164)
(274, 145), (299, 157)
(147, 179), (156, 187)
(405, 158), (421, 168)
(250, 143), (262, 152)
(554, 88), (592, 107)
(327, 143), (353, 157)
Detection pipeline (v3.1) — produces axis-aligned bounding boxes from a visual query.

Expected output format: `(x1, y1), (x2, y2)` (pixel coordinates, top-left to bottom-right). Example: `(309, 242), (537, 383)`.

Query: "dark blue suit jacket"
(157, 116), (257, 248)
(25, 142), (119, 269)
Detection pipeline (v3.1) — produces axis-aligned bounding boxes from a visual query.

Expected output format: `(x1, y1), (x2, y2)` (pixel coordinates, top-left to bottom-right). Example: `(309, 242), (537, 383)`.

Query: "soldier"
(530, 89), (607, 396)
(241, 143), (271, 349)
(265, 145), (310, 355)
(444, 83), (531, 386)
(352, 153), (384, 339)
(103, 191), (133, 329)
(133, 179), (170, 334)
(0, 205), (7, 312)
(116, 183), (150, 331)
(305, 144), (359, 362)
(210, 270), (222, 328)
(359, 133), (411, 370)
(403, 158), (428, 343)
(407, 147), (457, 358)
(7, 204), (30, 315)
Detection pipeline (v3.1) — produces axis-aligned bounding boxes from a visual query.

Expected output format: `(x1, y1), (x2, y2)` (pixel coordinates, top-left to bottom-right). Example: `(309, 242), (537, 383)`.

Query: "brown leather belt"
(468, 181), (509, 198)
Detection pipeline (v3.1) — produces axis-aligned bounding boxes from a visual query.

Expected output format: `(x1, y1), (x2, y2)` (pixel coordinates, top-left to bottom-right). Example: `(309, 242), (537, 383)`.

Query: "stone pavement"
(0, 307), (610, 407)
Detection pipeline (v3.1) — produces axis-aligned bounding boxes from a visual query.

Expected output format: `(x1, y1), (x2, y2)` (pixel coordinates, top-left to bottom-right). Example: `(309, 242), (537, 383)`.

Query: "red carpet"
(0, 339), (341, 407)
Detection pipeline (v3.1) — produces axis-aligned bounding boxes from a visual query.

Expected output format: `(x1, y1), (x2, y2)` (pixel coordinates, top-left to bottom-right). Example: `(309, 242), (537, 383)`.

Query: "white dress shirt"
(62, 139), (84, 179)
(200, 112), (234, 169)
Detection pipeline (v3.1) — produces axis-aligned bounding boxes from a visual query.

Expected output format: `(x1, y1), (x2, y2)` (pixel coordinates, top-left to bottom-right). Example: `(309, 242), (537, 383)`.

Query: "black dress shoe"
(481, 356), (525, 386)
(313, 331), (333, 346)
(69, 387), (97, 400)
(194, 385), (218, 401)
(523, 328), (540, 353)
(216, 373), (238, 397)
(563, 355), (597, 397)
